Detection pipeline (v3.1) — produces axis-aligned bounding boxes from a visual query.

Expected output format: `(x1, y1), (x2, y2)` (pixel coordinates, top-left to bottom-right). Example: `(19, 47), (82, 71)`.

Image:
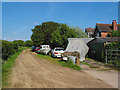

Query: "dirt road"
(9, 49), (112, 88)
(81, 60), (118, 88)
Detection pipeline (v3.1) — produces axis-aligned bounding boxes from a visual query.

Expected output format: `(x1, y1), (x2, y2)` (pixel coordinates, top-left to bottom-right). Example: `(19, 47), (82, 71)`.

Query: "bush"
(105, 41), (120, 50)
(12, 42), (19, 52)
(59, 59), (81, 70)
(66, 59), (74, 66)
(102, 41), (120, 66)
(2, 40), (14, 60)
(12, 40), (25, 47)
(107, 30), (120, 37)
(25, 40), (33, 47)
(2, 40), (23, 61)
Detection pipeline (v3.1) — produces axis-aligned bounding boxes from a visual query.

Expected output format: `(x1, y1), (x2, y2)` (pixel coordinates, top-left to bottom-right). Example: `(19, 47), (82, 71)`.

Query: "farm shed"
(65, 38), (94, 62)
(87, 37), (120, 61)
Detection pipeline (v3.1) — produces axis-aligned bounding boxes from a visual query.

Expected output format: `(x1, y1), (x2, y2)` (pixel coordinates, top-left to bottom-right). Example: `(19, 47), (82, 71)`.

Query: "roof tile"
(96, 23), (120, 32)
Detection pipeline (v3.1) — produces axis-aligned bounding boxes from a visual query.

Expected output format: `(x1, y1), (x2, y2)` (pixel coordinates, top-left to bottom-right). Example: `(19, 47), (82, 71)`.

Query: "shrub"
(2, 40), (21, 61)
(105, 41), (120, 50)
(25, 40), (33, 47)
(2, 40), (14, 60)
(107, 30), (120, 37)
(66, 59), (74, 65)
(12, 40), (25, 47)
(61, 59), (81, 70)
(102, 41), (120, 66)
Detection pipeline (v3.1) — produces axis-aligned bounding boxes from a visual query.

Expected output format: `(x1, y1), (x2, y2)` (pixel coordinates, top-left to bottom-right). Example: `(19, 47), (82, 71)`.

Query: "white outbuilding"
(65, 38), (94, 62)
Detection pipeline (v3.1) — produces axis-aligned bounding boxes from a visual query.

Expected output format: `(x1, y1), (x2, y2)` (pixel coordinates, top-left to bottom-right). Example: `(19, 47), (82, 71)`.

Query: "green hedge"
(2, 40), (33, 61)
(2, 40), (20, 61)
(102, 41), (120, 65)
(105, 41), (120, 50)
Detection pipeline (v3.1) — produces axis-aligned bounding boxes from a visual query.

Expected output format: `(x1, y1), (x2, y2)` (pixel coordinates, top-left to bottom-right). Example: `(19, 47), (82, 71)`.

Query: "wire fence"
(105, 49), (120, 67)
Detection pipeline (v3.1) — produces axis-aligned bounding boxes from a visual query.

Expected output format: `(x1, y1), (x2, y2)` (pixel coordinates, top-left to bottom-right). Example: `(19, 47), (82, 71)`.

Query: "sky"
(2, 2), (118, 41)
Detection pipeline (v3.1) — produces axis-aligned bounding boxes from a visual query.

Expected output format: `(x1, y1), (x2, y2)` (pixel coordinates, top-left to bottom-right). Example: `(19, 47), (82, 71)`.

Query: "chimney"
(112, 20), (117, 31)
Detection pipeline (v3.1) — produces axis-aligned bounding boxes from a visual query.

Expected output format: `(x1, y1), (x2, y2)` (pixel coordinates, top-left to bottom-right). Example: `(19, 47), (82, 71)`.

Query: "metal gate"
(105, 50), (120, 66)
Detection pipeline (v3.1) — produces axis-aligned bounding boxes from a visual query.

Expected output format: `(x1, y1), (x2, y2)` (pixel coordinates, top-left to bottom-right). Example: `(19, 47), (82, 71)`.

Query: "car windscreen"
(55, 49), (64, 51)
(43, 46), (49, 48)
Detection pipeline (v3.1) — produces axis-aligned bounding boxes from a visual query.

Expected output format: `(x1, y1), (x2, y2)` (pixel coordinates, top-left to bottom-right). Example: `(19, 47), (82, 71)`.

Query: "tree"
(107, 30), (120, 37)
(12, 40), (25, 47)
(25, 40), (33, 47)
(12, 42), (18, 52)
(31, 21), (59, 46)
(72, 26), (88, 38)
(50, 29), (63, 48)
(31, 21), (87, 49)
(51, 24), (78, 48)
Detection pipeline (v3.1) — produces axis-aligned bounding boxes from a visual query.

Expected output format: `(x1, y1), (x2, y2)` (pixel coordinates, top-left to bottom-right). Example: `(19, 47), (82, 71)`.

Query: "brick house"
(93, 20), (120, 37)
(85, 27), (95, 38)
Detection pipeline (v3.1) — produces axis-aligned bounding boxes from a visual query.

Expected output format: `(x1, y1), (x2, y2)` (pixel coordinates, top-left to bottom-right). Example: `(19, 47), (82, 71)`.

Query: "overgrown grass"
(86, 58), (93, 60)
(2, 49), (24, 87)
(86, 58), (120, 70)
(58, 60), (81, 70)
(86, 58), (99, 63)
(82, 62), (100, 68)
(98, 68), (111, 71)
(37, 54), (81, 70)
(37, 54), (59, 64)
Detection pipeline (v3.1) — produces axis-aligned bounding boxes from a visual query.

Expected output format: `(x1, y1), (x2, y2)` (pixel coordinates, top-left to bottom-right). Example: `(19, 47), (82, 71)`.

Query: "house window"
(97, 33), (99, 37)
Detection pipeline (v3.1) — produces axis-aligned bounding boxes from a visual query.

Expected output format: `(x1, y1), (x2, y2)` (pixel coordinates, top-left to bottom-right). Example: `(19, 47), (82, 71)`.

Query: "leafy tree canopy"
(25, 40), (33, 47)
(31, 21), (87, 49)
(70, 26), (88, 38)
(12, 40), (25, 47)
(107, 30), (120, 37)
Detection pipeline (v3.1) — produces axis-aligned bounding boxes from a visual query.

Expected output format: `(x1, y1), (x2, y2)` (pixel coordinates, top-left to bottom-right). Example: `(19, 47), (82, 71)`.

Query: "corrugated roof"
(68, 38), (94, 44)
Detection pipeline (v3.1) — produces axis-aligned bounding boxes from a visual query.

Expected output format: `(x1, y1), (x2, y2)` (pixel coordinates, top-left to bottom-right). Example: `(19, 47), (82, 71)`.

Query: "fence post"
(76, 58), (80, 66)
(105, 49), (108, 65)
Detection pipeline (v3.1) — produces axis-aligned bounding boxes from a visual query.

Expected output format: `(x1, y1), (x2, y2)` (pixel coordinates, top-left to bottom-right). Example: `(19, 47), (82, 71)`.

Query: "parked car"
(35, 46), (40, 53)
(51, 47), (65, 58)
(38, 45), (51, 55)
(31, 46), (36, 52)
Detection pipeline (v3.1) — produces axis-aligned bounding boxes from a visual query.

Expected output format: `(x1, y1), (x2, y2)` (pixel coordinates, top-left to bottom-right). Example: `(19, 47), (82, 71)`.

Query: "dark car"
(31, 46), (36, 52)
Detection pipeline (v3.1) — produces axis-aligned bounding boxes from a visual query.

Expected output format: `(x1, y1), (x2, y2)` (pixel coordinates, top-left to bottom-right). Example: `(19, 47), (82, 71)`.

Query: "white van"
(38, 45), (51, 55)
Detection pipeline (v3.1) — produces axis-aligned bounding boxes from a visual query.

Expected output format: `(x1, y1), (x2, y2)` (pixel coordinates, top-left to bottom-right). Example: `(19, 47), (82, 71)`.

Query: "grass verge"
(2, 49), (24, 87)
(98, 68), (111, 71)
(37, 54), (81, 70)
(58, 60), (81, 70)
(82, 62), (100, 68)
(86, 58), (120, 70)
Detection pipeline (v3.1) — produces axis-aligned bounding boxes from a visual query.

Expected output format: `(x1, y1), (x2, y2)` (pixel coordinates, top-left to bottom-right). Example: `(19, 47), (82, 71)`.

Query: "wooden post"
(76, 58), (80, 66)
(106, 49), (108, 65)
(49, 52), (51, 56)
